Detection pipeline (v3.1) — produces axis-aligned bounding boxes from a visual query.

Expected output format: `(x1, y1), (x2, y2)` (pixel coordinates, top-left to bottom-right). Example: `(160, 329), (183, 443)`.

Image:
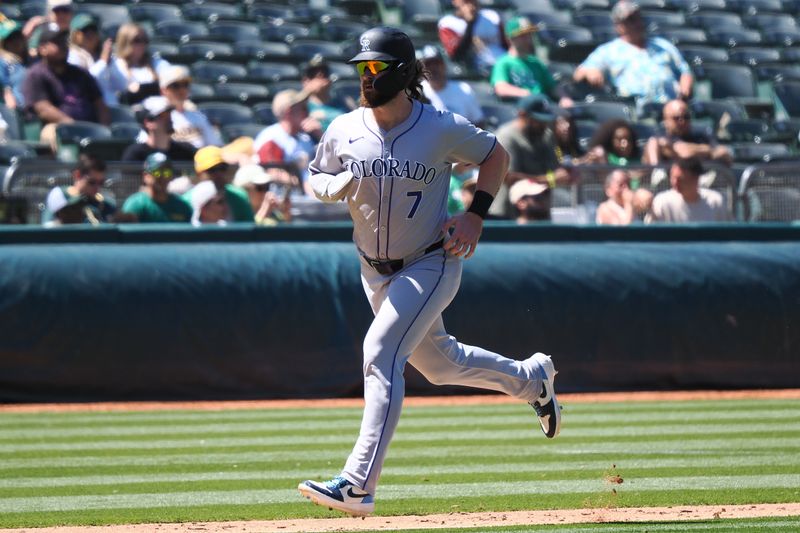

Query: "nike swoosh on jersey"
(349, 136), (364, 144)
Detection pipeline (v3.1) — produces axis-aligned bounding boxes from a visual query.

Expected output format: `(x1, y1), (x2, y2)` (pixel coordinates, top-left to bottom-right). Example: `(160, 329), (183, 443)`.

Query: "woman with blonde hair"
(108, 23), (169, 105)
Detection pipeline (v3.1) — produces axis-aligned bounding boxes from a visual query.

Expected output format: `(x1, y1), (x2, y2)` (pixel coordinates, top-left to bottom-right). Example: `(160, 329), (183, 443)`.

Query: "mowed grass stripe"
(1, 474), (799, 513)
(4, 412), (800, 441)
(2, 398), (797, 428)
(4, 464), (800, 499)
(4, 452), (798, 489)
(2, 437), (800, 469)
(3, 422), (800, 451)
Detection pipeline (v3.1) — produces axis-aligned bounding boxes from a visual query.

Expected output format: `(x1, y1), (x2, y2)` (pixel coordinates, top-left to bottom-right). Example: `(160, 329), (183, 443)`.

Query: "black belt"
(364, 239), (445, 275)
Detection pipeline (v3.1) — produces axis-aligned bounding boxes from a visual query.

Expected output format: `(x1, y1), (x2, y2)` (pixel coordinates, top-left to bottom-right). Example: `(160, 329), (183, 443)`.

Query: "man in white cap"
(417, 44), (484, 127)
(158, 65), (222, 149)
(509, 178), (551, 224)
(122, 95), (196, 162)
(233, 164), (291, 225)
(252, 88), (319, 196)
(573, 0), (693, 107)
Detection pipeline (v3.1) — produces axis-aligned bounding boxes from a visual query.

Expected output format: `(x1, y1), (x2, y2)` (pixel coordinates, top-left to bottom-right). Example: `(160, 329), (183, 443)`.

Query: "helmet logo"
(360, 37), (371, 51)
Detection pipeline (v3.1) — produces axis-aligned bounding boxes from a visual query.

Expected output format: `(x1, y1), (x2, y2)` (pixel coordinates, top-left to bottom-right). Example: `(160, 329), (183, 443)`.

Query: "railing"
(738, 163), (800, 222)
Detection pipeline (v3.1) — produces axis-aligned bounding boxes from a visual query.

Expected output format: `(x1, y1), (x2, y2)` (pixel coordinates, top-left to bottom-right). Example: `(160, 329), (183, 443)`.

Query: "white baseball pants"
(342, 249), (544, 495)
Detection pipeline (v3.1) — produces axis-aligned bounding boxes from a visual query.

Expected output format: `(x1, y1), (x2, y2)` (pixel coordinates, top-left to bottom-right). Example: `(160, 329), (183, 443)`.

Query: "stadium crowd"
(0, 0), (799, 225)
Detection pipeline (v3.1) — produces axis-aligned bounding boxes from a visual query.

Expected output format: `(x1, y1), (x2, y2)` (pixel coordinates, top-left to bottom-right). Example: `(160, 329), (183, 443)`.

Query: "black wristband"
(467, 190), (494, 219)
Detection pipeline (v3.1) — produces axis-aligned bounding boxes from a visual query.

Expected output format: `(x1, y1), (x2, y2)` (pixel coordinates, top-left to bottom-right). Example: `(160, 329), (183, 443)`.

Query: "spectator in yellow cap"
(184, 145), (254, 222)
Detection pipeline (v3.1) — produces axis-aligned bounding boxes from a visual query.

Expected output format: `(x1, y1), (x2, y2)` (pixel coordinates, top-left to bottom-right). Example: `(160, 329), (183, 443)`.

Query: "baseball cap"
(47, 0), (73, 11)
(517, 94), (559, 122)
(509, 179), (549, 204)
(46, 187), (85, 214)
(194, 146), (225, 174)
(611, 1), (641, 23)
(190, 180), (224, 225)
(0, 19), (22, 42)
(233, 164), (272, 188)
(271, 88), (309, 118)
(159, 65), (192, 89)
(505, 16), (537, 39)
(38, 23), (69, 46)
(70, 13), (98, 32)
(143, 152), (172, 174)
(137, 95), (172, 121)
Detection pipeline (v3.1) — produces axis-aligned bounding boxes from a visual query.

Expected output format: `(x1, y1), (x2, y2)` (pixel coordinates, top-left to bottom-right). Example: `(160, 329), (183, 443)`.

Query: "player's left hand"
(442, 212), (483, 259)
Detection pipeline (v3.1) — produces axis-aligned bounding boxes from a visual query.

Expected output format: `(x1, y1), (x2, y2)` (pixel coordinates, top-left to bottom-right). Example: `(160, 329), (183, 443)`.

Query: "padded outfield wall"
(0, 223), (798, 402)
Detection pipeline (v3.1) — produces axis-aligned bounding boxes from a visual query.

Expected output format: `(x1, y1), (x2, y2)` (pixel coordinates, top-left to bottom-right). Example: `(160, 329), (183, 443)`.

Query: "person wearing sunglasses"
(43, 153), (116, 225)
(184, 145), (254, 222)
(122, 95), (197, 163)
(233, 164), (291, 226)
(158, 65), (221, 149)
(299, 26), (561, 518)
(120, 152), (192, 223)
(643, 98), (732, 166)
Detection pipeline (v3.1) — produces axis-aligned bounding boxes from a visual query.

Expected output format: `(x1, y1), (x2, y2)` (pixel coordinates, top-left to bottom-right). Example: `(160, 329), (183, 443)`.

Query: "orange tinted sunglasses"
(356, 60), (391, 76)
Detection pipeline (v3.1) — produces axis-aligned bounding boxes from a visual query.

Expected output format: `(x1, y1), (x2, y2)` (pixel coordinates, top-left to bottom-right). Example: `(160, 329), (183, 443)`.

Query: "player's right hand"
(442, 212), (483, 259)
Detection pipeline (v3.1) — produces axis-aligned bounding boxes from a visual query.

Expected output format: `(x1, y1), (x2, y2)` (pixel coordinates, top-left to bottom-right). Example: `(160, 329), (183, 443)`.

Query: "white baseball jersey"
(309, 99), (496, 260)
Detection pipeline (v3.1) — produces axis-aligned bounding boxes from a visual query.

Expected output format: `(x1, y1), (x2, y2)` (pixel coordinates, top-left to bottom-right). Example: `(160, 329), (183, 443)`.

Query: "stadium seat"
(129, 3), (182, 24)
(570, 101), (635, 123)
(746, 13), (797, 31)
(480, 102), (517, 131)
(554, 0), (609, 9)
(182, 2), (243, 22)
(760, 29), (800, 47)
(213, 82), (271, 104)
(327, 61), (359, 81)
(740, 167), (800, 222)
(657, 27), (709, 46)
(110, 122), (142, 140)
(0, 5), (22, 19)
(74, 4), (131, 31)
(667, 0), (727, 10)
(248, 62), (301, 82)
(719, 118), (772, 142)
(695, 63), (757, 98)
(772, 81), (800, 117)
(730, 142), (793, 162)
(537, 25), (596, 63)
(179, 41), (234, 61)
(260, 22), (313, 43)
(107, 105), (136, 125)
(523, 10), (574, 28)
(233, 41), (291, 62)
(690, 99), (748, 126)
(706, 28), (762, 47)
(190, 60), (248, 83)
(640, 9), (686, 30)
(154, 21), (209, 42)
(221, 124), (267, 143)
(149, 41), (180, 58)
(197, 102), (255, 127)
(728, 0), (784, 14)
(252, 103), (276, 125)
(330, 0), (382, 20)
(317, 18), (371, 42)
(508, 0), (557, 10)
(247, 3), (297, 21)
(289, 40), (347, 61)
(55, 122), (113, 162)
(79, 138), (131, 162)
(328, 80), (362, 111)
(0, 141), (36, 165)
(679, 44), (729, 65)
(208, 21), (261, 43)
(687, 11), (743, 31)
(727, 47), (781, 66)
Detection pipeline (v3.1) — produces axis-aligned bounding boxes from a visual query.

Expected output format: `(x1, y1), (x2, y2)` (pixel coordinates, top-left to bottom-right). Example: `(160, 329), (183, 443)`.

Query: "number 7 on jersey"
(406, 191), (422, 218)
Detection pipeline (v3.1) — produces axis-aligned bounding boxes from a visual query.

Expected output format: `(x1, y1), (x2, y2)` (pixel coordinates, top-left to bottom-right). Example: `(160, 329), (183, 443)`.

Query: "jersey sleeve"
(444, 113), (497, 166)
(308, 125), (344, 175)
(489, 57), (510, 86)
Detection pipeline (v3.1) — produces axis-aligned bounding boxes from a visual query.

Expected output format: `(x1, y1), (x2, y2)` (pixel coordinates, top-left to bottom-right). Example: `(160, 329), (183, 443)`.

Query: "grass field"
(0, 396), (799, 530)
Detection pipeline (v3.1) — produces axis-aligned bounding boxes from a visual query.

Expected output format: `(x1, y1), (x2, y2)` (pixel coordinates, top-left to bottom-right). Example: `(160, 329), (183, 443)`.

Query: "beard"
(359, 78), (399, 108)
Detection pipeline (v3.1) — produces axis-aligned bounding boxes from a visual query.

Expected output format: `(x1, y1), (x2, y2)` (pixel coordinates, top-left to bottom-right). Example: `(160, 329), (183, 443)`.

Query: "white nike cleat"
(528, 352), (561, 438)
(298, 476), (375, 517)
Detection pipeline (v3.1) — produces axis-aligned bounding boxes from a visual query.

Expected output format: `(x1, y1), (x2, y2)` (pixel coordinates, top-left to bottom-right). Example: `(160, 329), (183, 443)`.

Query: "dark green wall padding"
(1, 224), (798, 402)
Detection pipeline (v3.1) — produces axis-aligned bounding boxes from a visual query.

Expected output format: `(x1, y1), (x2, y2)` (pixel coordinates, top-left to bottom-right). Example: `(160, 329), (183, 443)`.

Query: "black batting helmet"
(349, 26), (416, 95)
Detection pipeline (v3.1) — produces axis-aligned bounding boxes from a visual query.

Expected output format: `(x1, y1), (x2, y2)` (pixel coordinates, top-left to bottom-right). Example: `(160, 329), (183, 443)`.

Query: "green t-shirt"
(183, 183), (255, 222)
(490, 54), (556, 96)
(122, 191), (193, 223)
(308, 100), (344, 133)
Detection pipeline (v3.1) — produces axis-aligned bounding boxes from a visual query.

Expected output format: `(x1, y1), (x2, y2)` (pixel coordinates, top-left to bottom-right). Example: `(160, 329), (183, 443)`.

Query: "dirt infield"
(2, 390), (799, 532)
(3, 388), (800, 413)
(2, 504), (800, 533)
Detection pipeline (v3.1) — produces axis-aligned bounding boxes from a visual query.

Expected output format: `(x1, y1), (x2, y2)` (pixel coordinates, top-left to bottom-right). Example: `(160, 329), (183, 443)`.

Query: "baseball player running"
(298, 26), (561, 517)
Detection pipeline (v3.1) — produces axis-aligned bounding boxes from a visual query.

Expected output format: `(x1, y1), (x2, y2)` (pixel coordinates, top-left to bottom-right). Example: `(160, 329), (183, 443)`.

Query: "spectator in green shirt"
(490, 16), (563, 104)
(121, 152), (192, 223)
